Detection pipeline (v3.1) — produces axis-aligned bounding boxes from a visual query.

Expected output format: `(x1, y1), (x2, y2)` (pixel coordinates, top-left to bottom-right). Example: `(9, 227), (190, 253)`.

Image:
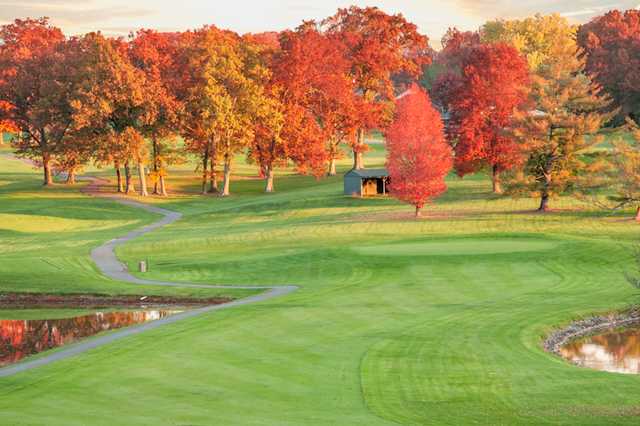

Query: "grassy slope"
(0, 154), (255, 299)
(1, 144), (640, 424)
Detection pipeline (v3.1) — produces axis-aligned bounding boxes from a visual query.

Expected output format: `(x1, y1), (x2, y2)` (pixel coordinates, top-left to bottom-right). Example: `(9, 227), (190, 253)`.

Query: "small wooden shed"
(344, 169), (390, 197)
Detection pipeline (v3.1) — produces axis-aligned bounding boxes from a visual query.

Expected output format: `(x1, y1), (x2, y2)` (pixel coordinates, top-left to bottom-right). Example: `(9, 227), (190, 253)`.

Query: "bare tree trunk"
(209, 151), (218, 193)
(636, 206), (640, 222)
(353, 128), (366, 170)
(328, 158), (337, 176)
(138, 162), (148, 197)
(115, 165), (124, 193)
(42, 152), (53, 186)
(415, 205), (422, 219)
(220, 154), (231, 197)
(66, 168), (76, 185)
(201, 143), (209, 195)
(159, 175), (168, 197)
(492, 165), (503, 194)
(539, 192), (550, 212)
(152, 136), (159, 195)
(265, 166), (275, 193)
(0, 131), (4, 146)
(124, 162), (136, 194)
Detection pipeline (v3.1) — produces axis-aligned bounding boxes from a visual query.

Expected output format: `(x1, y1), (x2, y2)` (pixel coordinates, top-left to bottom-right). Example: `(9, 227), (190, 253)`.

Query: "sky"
(0, 0), (638, 46)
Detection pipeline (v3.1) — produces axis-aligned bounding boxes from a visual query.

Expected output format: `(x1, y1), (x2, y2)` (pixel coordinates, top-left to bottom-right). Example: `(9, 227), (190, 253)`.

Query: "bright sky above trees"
(0, 0), (636, 45)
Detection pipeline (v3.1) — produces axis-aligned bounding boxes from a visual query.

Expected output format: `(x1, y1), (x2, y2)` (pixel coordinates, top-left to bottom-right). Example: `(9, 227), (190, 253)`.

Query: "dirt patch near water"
(0, 293), (232, 309)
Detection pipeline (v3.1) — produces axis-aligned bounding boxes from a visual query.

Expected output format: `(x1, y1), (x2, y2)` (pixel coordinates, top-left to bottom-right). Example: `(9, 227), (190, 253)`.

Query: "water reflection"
(561, 326), (640, 374)
(0, 310), (179, 367)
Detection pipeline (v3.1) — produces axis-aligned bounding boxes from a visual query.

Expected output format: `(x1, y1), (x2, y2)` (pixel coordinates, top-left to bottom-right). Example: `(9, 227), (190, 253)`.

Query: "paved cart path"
(0, 171), (298, 378)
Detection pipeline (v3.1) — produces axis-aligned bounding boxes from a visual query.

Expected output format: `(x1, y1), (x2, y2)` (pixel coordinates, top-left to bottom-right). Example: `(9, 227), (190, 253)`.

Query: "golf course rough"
(1, 151), (640, 425)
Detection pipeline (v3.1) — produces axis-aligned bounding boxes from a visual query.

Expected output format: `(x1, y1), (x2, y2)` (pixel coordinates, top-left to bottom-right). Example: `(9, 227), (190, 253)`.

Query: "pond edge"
(544, 307), (640, 359)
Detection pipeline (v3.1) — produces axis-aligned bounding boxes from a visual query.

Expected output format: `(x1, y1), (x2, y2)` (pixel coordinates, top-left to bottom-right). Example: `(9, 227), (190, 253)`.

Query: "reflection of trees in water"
(0, 311), (174, 367)
(561, 328), (640, 374)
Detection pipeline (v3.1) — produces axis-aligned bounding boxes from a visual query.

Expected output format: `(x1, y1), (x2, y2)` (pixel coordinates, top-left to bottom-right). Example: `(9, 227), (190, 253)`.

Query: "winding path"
(0, 174), (298, 378)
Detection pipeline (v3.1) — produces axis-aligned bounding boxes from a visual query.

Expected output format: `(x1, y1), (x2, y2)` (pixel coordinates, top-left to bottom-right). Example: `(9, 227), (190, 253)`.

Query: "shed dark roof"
(345, 168), (389, 178)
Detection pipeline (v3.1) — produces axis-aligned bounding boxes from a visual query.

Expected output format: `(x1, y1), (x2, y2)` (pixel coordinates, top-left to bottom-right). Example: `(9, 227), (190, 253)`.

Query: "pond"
(560, 326), (640, 374)
(0, 309), (180, 367)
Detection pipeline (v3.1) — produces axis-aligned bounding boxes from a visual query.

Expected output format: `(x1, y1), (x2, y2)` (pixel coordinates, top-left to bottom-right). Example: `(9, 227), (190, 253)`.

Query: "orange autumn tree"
(386, 85), (453, 218)
(129, 30), (181, 196)
(69, 33), (152, 195)
(449, 43), (530, 194)
(507, 40), (612, 211)
(0, 18), (68, 185)
(324, 6), (431, 169)
(0, 101), (17, 145)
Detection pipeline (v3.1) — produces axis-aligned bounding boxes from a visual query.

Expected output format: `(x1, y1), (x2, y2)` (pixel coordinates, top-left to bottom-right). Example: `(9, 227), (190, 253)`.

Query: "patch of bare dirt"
(351, 210), (475, 222)
(0, 293), (231, 309)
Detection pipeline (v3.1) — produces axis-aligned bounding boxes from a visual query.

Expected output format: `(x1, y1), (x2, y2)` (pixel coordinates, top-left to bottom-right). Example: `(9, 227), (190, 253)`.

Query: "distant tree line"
(2, 8), (640, 219)
(0, 7), (429, 196)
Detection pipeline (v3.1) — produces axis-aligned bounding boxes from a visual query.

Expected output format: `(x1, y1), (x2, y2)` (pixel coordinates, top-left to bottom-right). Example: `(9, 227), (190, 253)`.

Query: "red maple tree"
(429, 28), (480, 118)
(324, 7), (431, 169)
(578, 9), (640, 122)
(270, 24), (357, 180)
(449, 43), (530, 193)
(385, 84), (452, 218)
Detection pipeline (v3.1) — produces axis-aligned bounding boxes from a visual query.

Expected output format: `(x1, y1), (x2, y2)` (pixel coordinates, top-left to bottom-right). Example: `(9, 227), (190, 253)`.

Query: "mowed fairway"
(1, 150), (640, 425)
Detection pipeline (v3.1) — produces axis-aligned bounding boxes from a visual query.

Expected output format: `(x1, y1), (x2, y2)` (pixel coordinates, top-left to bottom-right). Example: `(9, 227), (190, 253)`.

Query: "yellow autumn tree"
(505, 36), (612, 211)
(607, 121), (640, 221)
(481, 14), (577, 72)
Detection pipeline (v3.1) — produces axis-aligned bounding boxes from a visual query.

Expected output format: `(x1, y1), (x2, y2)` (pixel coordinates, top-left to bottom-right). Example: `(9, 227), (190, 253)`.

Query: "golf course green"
(1, 148), (639, 425)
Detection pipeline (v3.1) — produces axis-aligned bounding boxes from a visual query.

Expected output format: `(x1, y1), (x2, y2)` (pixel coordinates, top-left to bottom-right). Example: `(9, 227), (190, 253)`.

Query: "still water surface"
(561, 326), (640, 374)
(0, 310), (179, 367)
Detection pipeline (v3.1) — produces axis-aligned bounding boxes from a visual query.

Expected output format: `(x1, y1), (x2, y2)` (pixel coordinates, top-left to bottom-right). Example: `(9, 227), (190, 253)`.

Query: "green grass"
(1, 148), (640, 424)
(0, 155), (255, 299)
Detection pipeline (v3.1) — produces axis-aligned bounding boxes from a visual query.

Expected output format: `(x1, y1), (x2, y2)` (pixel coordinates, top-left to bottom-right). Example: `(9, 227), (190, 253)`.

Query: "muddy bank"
(0, 293), (232, 309)
(544, 307), (640, 356)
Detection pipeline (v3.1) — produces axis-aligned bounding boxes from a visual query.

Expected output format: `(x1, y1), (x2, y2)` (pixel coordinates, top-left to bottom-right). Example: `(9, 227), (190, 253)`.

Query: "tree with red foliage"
(324, 7), (431, 169)
(0, 18), (67, 185)
(429, 28), (480, 116)
(264, 23), (357, 184)
(449, 43), (530, 193)
(386, 85), (452, 218)
(578, 10), (640, 122)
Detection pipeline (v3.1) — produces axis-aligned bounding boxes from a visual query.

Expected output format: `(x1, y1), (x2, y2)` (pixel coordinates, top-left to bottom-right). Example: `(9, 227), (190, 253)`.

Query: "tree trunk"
(209, 152), (218, 193)
(265, 166), (275, 193)
(115, 166), (124, 193)
(415, 205), (422, 219)
(152, 136), (159, 195)
(539, 193), (550, 212)
(66, 168), (76, 185)
(492, 165), (503, 194)
(353, 128), (366, 170)
(159, 175), (168, 197)
(328, 158), (337, 176)
(0, 131), (4, 146)
(635, 206), (640, 222)
(124, 162), (136, 194)
(201, 144), (209, 195)
(220, 155), (231, 197)
(42, 152), (53, 186)
(138, 162), (148, 197)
